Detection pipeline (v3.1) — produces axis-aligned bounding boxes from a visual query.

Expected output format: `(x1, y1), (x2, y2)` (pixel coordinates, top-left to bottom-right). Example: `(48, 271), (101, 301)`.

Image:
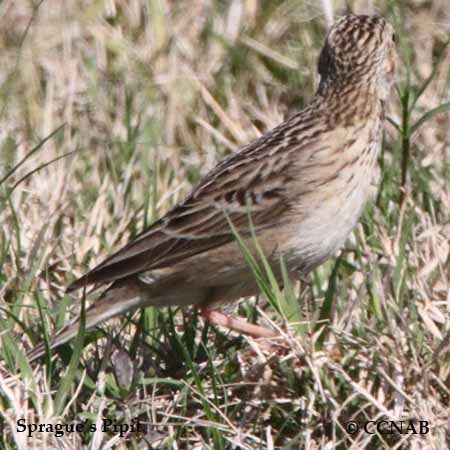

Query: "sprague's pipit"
(30, 15), (397, 360)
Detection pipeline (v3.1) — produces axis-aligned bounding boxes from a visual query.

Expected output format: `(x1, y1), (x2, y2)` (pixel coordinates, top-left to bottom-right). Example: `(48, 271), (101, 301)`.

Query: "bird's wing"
(67, 115), (319, 291)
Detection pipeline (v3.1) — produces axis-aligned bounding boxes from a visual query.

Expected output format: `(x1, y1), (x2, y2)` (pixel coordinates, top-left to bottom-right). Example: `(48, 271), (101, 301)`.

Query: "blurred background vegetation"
(0, 0), (449, 448)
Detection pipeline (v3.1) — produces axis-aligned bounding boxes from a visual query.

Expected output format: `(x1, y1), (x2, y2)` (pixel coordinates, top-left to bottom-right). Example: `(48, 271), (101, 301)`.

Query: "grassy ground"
(1, 0), (450, 449)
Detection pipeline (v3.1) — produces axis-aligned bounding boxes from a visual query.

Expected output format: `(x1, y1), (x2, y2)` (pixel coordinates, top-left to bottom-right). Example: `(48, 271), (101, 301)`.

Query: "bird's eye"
(392, 33), (396, 43)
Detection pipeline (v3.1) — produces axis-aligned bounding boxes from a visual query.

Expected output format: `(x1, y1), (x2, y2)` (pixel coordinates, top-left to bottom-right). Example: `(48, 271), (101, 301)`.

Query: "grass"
(1, 1), (450, 449)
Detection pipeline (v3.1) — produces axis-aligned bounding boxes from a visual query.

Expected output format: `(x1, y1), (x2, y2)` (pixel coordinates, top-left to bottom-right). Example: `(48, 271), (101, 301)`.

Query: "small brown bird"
(30, 14), (396, 360)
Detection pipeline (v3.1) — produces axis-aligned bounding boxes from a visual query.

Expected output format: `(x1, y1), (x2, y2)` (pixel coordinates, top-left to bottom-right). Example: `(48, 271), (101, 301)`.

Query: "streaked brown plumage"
(30, 14), (397, 360)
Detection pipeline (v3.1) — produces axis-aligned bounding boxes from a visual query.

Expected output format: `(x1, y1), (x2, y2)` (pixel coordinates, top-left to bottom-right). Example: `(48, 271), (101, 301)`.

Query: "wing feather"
(67, 113), (322, 292)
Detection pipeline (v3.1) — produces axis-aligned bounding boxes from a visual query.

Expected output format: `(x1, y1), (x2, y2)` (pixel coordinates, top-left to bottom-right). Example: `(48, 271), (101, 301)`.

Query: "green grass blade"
(0, 124), (65, 187)
(54, 290), (87, 416)
(409, 102), (450, 137)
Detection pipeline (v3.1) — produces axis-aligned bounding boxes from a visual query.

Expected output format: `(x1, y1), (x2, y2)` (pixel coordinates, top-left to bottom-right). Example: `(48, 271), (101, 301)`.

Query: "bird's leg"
(200, 306), (278, 338)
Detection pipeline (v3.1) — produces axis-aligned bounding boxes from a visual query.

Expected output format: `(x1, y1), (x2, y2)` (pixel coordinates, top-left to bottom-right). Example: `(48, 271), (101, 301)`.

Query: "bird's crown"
(318, 15), (396, 83)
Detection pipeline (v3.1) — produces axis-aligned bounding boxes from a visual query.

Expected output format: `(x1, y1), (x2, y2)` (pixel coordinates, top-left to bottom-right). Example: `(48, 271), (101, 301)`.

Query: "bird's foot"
(200, 306), (278, 338)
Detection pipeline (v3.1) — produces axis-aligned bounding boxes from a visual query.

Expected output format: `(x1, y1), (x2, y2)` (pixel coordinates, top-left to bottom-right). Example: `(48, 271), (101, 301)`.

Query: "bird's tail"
(28, 278), (143, 362)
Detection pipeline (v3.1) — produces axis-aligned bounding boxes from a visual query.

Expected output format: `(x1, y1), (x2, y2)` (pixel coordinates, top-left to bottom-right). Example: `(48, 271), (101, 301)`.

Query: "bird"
(29, 14), (397, 361)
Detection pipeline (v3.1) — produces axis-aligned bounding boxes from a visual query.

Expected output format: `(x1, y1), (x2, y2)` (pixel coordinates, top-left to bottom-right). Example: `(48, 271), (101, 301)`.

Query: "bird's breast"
(280, 119), (382, 272)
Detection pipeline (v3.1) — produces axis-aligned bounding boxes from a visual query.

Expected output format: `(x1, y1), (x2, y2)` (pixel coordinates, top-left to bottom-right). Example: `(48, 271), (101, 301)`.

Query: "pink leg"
(200, 306), (278, 338)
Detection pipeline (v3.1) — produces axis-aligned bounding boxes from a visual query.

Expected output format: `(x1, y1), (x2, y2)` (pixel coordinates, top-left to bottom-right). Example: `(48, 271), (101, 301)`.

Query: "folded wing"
(67, 122), (311, 292)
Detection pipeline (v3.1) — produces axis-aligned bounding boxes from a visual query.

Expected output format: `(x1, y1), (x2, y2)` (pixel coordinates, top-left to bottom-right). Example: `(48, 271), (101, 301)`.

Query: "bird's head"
(318, 15), (397, 101)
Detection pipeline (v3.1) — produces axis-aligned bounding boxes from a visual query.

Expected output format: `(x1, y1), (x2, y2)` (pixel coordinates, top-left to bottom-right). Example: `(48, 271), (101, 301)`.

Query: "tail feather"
(28, 279), (143, 362)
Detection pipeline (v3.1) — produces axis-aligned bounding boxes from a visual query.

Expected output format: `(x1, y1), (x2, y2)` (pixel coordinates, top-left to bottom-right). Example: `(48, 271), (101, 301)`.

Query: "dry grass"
(1, 1), (450, 449)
